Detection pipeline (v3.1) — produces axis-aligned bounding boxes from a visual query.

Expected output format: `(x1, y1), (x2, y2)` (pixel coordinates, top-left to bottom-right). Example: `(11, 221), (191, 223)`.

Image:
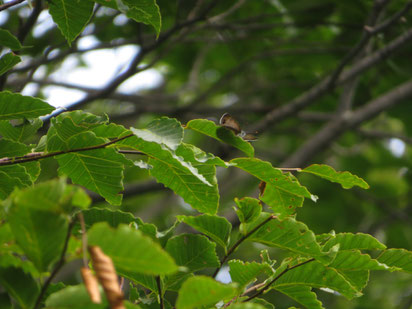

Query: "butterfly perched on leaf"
(219, 113), (257, 141)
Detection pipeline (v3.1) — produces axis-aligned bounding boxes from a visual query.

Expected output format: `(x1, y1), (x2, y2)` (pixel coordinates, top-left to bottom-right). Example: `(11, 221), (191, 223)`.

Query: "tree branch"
(281, 78), (412, 167)
(0, 133), (134, 166)
(253, 27), (412, 133)
(0, 0), (26, 11)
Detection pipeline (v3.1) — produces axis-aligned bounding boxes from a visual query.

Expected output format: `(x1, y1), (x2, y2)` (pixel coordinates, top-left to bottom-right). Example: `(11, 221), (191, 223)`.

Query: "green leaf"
(80, 208), (157, 239)
(248, 214), (331, 263)
(176, 276), (237, 309)
(377, 249), (412, 273)
(234, 197), (262, 231)
(0, 139), (30, 157)
(0, 118), (42, 142)
(131, 117), (183, 151)
(337, 269), (369, 291)
(0, 267), (39, 309)
(0, 91), (54, 120)
(274, 286), (324, 309)
(45, 284), (105, 308)
(186, 119), (254, 157)
(54, 132), (125, 205)
(322, 233), (386, 252)
(0, 53), (21, 76)
(177, 214), (231, 251)
(330, 250), (390, 271)
(300, 164), (369, 189)
(87, 222), (178, 275)
(0, 171), (20, 199)
(273, 260), (361, 299)
(0, 29), (22, 50)
(7, 204), (69, 271)
(227, 304), (267, 309)
(259, 181), (304, 219)
(231, 158), (312, 199)
(92, 0), (161, 37)
(120, 133), (219, 214)
(48, 0), (94, 45)
(165, 234), (220, 271)
(228, 260), (271, 289)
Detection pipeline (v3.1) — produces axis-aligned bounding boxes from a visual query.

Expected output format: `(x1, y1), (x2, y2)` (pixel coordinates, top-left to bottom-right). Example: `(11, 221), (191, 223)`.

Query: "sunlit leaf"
(301, 164), (369, 189)
(274, 285), (324, 309)
(176, 276), (237, 309)
(377, 249), (412, 273)
(228, 260), (271, 289)
(231, 158), (312, 199)
(0, 118), (43, 142)
(87, 222), (178, 275)
(0, 91), (54, 120)
(322, 233), (386, 252)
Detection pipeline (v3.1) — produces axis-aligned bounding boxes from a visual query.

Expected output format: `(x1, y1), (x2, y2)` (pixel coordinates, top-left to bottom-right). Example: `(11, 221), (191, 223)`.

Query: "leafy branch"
(0, 133), (135, 166)
(213, 215), (276, 278)
(243, 258), (316, 302)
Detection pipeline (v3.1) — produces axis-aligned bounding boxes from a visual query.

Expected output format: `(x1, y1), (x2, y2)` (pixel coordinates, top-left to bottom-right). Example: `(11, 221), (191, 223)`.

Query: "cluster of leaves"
(0, 92), (411, 309)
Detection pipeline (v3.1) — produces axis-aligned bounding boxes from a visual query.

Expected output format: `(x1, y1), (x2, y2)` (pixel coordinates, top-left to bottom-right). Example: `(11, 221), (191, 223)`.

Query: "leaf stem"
(34, 219), (76, 309)
(242, 258), (315, 302)
(0, 133), (134, 166)
(156, 276), (164, 309)
(212, 215), (275, 278)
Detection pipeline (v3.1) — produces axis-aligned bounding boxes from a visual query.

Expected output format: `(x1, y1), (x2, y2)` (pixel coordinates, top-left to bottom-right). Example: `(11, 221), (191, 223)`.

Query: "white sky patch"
(0, 11), (8, 25)
(387, 138), (405, 157)
(28, 36), (163, 107)
(33, 11), (55, 38)
(215, 266), (231, 284)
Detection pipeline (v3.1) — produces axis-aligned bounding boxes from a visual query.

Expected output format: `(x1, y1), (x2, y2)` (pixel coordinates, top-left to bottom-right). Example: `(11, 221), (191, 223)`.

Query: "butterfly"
(219, 113), (257, 141)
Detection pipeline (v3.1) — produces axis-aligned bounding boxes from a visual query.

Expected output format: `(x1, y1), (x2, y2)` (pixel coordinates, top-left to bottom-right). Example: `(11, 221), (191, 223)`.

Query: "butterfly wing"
(219, 113), (241, 134)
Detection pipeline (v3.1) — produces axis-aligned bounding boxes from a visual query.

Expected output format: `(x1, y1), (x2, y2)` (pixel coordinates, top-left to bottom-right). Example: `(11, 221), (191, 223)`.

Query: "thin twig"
(243, 258), (315, 302)
(34, 219), (76, 309)
(0, 0), (26, 12)
(0, 133), (134, 166)
(212, 215), (275, 278)
(156, 276), (164, 309)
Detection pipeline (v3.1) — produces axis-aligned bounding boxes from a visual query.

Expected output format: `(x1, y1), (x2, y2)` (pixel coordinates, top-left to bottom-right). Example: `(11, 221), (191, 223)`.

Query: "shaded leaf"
(0, 139), (30, 157)
(0, 267), (39, 309)
(0, 29), (21, 50)
(177, 214), (231, 251)
(227, 304), (267, 309)
(176, 276), (237, 309)
(48, 0), (94, 45)
(92, 0), (161, 36)
(301, 164), (369, 189)
(165, 234), (219, 272)
(0, 91), (54, 120)
(87, 222), (178, 275)
(234, 197), (262, 234)
(45, 284), (105, 308)
(329, 250), (390, 271)
(0, 53), (21, 76)
(186, 119), (254, 157)
(7, 205), (68, 271)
